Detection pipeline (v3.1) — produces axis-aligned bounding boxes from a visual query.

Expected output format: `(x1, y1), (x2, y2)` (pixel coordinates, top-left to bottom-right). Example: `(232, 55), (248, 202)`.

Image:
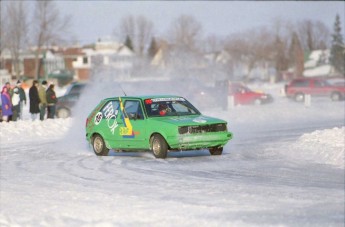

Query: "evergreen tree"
(124, 35), (134, 51)
(289, 32), (304, 78)
(330, 14), (345, 75)
(148, 37), (159, 59)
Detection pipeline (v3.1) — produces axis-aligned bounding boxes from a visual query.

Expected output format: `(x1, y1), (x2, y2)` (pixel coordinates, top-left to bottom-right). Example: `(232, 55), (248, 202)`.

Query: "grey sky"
(54, 1), (345, 44)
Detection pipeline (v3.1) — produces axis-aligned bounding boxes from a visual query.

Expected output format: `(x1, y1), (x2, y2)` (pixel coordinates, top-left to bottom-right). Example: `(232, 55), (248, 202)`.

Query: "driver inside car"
(158, 104), (170, 116)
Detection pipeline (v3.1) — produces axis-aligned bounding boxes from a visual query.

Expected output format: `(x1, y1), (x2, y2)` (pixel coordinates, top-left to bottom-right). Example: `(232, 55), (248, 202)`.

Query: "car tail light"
(86, 118), (89, 127)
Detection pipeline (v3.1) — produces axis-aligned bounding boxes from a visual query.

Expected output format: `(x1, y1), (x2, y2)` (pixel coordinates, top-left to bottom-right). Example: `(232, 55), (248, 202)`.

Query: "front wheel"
(56, 107), (70, 118)
(209, 147), (223, 155)
(92, 134), (109, 156)
(151, 134), (168, 159)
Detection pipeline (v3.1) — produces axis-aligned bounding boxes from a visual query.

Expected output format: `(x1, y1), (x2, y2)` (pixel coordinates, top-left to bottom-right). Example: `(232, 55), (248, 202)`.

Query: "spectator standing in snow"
(1, 85), (13, 122)
(29, 80), (40, 121)
(38, 80), (48, 121)
(11, 87), (20, 121)
(46, 84), (57, 119)
(16, 80), (27, 120)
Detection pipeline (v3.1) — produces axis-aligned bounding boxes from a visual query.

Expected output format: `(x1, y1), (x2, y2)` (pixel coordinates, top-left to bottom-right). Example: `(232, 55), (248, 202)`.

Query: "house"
(89, 38), (135, 80)
(303, 49), (332, 77)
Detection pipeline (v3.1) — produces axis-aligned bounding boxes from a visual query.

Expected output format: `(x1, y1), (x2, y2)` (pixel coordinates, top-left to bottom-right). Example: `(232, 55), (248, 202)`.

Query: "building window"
(83, 57), (88, 64)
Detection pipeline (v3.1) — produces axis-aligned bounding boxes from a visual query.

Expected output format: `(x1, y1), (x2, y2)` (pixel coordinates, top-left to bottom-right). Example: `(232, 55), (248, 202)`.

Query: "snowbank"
(291, 127), (344, 168)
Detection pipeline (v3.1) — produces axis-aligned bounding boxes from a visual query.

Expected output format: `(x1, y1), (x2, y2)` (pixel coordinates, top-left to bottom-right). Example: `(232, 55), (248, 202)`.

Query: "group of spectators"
(0, 80), (58, 122)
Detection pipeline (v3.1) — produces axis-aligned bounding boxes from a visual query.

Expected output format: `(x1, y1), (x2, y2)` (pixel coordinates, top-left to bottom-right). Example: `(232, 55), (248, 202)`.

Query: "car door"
(116, 98), (148, 149)
(313, 79), (329, 97)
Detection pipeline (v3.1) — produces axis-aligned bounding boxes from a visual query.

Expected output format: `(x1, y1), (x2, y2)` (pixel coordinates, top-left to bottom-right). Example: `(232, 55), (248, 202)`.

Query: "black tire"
(331, 92), (341, 101)
(56, 107), (70, 118)
(209, 147), (223, 155)
(294, 93), (304, 102)
(92, 134), (109, 156)
(151, 134), (168, 159)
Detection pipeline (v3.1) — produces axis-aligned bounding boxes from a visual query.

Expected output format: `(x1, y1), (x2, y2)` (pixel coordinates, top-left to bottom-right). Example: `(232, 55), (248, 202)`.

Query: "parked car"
(228, 82), (273, 105)
(56, 82), (87, 118)
(85, 95), (233, 158)
(285, 77), (345, 102)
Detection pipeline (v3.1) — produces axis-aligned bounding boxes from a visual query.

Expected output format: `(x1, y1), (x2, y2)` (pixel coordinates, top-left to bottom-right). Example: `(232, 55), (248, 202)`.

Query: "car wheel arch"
(149, 132), (170, 150)
(91, 132), (111, 150)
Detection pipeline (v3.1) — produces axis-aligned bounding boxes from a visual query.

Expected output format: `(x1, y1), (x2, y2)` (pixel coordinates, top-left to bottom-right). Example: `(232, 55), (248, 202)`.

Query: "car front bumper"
(167, 131), (233, 150)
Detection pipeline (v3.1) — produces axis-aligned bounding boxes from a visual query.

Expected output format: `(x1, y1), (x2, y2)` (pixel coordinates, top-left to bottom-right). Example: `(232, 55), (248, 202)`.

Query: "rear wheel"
(331, 92), (341, 101)
(254, 99), (262, 105)
(92, 134), (109, 156)
(209, 147), (223, 155)
(151, 134), (168, 159)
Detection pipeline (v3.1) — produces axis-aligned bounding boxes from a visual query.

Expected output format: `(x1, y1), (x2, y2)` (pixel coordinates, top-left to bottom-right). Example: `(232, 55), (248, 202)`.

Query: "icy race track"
(0, 84), (344, 226)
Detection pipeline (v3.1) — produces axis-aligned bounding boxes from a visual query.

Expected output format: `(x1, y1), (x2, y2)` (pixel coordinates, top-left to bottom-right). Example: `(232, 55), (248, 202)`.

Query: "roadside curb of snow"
(292, 127), (345, 168)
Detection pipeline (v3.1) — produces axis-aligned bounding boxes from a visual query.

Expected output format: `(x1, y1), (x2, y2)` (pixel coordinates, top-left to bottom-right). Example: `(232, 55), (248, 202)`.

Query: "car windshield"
(144, 97), (201, 117)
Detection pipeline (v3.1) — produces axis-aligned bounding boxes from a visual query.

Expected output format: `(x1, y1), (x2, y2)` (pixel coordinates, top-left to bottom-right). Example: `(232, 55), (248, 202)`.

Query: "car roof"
(102, 95), (184, 102)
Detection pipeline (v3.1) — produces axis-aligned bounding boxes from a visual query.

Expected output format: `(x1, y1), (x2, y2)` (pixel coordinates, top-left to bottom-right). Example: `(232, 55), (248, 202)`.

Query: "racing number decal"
(94, 112), (103, 125)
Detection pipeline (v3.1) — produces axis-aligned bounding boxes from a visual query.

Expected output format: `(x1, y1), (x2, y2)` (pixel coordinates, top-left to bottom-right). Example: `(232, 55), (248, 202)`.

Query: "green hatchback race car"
(85, 95), (233, 158)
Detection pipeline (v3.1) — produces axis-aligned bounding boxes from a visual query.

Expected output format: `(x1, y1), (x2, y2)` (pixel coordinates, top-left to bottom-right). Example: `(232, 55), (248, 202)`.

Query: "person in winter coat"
(11, 87), (20, 121)
(1, 86), (13, 122)
(38, 80), (48, 121)
(29, 80), (40, 121)
(16, 80), (27, 120)
(46, 84), (57, 119)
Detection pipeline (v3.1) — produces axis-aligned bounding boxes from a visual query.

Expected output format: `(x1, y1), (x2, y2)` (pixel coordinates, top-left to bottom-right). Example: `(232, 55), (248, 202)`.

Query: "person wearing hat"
(38, 80), (48, 120)
(16, 80), (26, 120)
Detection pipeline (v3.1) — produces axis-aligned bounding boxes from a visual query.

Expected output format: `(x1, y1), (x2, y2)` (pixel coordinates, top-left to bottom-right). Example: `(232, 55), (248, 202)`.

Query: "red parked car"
(228, 82), (273, 105)
(285, 77), (345, 102)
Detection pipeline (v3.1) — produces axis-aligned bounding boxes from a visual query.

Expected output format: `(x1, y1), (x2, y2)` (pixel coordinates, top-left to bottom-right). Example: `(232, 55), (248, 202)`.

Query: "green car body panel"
(85, 95), (232, 154)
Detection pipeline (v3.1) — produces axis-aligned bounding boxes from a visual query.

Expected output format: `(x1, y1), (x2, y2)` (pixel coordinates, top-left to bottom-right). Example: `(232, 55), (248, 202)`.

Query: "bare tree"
(119, 15), (153, 56)
(225, 27), (274, 81)
(169, 14), (202, 49)
(0, 1), (7, 69)
(203, 34), (223, 53)
(297, 20), (330, 51)
(32, 0), (71, 79)
(2, 1), (29, 79)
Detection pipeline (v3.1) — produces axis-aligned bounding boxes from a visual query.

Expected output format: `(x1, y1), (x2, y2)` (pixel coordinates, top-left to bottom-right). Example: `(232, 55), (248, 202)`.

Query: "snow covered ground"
(0, 82), (344, 226)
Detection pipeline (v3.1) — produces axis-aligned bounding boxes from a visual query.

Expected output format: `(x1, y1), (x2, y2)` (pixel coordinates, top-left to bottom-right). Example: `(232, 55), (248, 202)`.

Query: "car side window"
(101, 100), (120, 120)
(293, 80), (309, 87)
(124, 100), (144, 120)
(314, 80), (325, 87)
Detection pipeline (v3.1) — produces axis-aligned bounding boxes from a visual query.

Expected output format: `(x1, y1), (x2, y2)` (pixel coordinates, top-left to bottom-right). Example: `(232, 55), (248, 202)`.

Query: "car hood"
(148, 115), (227, 126)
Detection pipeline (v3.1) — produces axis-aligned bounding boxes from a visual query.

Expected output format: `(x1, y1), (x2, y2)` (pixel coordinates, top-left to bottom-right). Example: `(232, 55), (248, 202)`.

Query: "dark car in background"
(285, 77), (345, 102)
(56, 82), (87, 118)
